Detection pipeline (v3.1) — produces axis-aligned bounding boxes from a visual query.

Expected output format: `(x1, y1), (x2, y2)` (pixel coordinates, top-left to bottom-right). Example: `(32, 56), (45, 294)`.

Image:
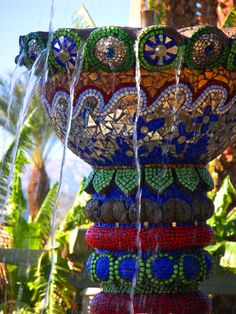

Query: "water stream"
(4, 50), (26, 139)
(129, 39), (143, 314)
(0, 50), (27, 219)
(129, 39), (186, 312)
(0, 51), (45, 226)
(0, 1), (56, 311)
(40, 44), (85, 313)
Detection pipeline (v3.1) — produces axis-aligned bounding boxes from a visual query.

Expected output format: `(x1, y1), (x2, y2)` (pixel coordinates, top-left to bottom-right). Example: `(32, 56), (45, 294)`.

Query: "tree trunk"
(28, 163), (50, 220)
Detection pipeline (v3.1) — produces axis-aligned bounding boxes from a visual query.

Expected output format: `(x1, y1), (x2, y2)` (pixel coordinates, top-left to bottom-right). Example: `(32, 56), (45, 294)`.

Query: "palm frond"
(29, 250), (78, 313)
(59, 178), (91, 232)
(34, 182), (58, 242)
(221, 7), (236, 28)
(0, 110), (37, 213)
(72, 4), (96, 29)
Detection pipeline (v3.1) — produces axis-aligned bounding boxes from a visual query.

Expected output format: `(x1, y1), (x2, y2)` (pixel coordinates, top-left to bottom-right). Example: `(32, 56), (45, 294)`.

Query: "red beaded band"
(86, 225), (215, 251)
(91, 292), (212, 314)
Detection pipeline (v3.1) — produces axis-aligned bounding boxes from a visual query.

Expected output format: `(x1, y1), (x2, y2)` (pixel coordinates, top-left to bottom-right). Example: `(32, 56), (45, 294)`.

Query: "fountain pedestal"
(17, 24), (236, 313)
(84, 164), (214, 313)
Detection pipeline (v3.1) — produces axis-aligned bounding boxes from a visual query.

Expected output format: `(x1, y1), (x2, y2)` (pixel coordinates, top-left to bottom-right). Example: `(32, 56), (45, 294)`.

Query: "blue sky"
(0, 0), (131, 76)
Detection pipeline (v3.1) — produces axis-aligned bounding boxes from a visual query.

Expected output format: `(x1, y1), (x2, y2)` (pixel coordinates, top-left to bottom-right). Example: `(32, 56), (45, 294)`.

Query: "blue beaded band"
(87, 250), (213, 288)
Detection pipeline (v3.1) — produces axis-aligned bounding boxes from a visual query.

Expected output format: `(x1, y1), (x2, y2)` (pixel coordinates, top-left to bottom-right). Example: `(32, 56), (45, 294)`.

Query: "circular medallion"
(203, 250), (214, 279)
(146, 254), (176, 284)
(86, 26), (134, 72)
(114, 254), (144, 285)
(138, 26), (183, 70)
(89, 253), (114, 283)
(49, 29), (82, 71)
(185, 26), (229, 69)
(180, 254), (203, 283)
(23, 32), (45, 68)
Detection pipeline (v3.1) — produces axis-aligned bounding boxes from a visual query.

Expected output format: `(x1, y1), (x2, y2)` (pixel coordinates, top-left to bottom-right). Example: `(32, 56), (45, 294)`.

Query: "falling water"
(41, 0), (55, 97)
(7, 52), (27, 121)
(0, 51), (46, 226)
(162, 54), (184, 161)
(174, 56), (184, 113)
(129, 39), (143, 314)
(0, 50), (27, 213)
(0, 0), (55, 310)
(40, 44), (85, 313)
(4, 50), (26, 139)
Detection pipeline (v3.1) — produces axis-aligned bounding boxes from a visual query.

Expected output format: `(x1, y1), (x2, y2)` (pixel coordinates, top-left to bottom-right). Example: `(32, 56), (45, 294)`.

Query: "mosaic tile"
(84, 170), (96, 193)
(41, 79), (236, 166)
(185, 26), (229, 69)
(92, 169), (115, 194)
(49, 29), (83, 72)
(196, 168), (214, 191)
(115, 169), (138, 194)
(138, 26), (184, 71)
(175, 168), (200, 192)
(87, 249), (213, 288)
(22, 32), (46, 68)
(145, 168), (173, 192)
(86, 26), (134, 72)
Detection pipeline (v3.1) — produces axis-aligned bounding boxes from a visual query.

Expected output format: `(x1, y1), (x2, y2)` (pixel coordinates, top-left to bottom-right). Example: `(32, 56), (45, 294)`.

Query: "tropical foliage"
(0, 77), (58, 219)
(0, 110), (91, 313)
(221, 6), (236, 27)
(148, 0), (168, 24)
(72, 4), (95, 29)
(207, 176), (236, 274)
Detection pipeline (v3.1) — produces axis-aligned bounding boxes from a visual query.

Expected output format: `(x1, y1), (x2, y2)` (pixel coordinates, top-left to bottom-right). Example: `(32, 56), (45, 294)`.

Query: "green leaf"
(214, 176), (236, 217)
(59, 178), (91, 231)
(68, 226), (79, 254)
(0, 110), (37, 212)
(72, 4), (96, 29)
(221, 7), (236, 28)
(29, 250), (78, 313)
(34, 182), (59, 243)
(226, 207), (236, 223)
(12, 219), (41, 249)
(220, 241), (236, 269)
(206, 242), (225, 254)
(0, 248), (45, 265)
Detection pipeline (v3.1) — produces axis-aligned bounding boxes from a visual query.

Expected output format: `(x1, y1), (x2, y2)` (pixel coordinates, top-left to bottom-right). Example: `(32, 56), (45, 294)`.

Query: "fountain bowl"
(17, 25), (236, 167)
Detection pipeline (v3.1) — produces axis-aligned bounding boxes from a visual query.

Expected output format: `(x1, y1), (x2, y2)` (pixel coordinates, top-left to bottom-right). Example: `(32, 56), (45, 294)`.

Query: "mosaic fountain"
(17, 24), (236, 313)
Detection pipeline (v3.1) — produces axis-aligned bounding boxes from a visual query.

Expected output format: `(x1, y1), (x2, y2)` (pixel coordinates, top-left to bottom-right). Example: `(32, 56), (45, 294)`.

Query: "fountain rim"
(16, 25), (236, 66)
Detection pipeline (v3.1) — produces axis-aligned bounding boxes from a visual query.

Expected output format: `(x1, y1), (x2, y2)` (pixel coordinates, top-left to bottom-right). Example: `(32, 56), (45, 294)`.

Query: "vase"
(17, 25), (236, 313)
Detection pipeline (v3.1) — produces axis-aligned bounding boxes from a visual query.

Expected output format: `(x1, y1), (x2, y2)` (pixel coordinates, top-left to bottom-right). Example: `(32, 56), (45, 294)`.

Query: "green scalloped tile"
(197, 168), (214, 191)
(145, 168), (173, 192)
(115, 169), (138, 194)
(175, 168), (200, 192)
(84, 170), (96, 193)
(92, 169), (116, 193)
